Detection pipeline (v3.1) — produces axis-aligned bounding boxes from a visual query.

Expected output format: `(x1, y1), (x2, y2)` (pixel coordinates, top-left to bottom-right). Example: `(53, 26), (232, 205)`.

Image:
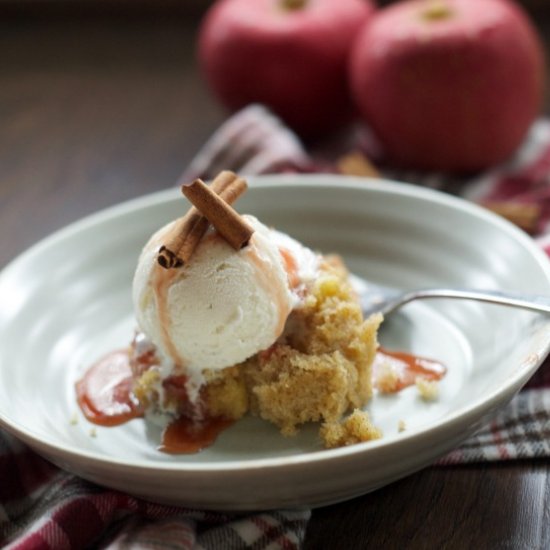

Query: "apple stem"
(280, 0), (308, 11)
(421, 0), (453, 21)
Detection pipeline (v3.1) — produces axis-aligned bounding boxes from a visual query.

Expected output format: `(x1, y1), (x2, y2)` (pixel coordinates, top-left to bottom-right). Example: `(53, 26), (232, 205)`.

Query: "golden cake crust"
(241, 257), (381, 440)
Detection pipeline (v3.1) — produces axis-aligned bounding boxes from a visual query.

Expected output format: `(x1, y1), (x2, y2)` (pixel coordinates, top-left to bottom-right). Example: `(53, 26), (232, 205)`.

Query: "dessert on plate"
(76, 171), (443, 453)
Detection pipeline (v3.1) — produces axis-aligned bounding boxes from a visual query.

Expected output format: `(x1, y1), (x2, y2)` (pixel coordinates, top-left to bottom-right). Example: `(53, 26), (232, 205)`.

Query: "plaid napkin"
(3, 104), (550, 549)
(0, 430), (309, 549)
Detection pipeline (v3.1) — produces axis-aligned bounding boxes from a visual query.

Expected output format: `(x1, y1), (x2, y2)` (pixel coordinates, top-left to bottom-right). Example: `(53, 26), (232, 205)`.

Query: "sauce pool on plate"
(76, 350), (143, 426)
(76, 349), (233, 453)
(77, 347), (447, 453)
(374, 348), (447, 393)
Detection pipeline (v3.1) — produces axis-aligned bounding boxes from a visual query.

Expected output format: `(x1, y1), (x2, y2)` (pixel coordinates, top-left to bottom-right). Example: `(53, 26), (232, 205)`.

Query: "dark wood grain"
(2, 12), (550, 550)
(0, 17), (225, 267)
(305, 463), (550, 549)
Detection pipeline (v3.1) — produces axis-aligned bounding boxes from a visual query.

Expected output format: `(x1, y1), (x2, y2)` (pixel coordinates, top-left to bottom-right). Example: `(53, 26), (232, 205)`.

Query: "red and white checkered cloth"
(3, 104), (550, 548)
(0, 430), (309, 549)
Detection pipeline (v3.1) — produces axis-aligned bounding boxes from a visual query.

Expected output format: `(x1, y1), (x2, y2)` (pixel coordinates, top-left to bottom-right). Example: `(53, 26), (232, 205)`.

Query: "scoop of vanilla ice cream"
(133, 215), (316, 374)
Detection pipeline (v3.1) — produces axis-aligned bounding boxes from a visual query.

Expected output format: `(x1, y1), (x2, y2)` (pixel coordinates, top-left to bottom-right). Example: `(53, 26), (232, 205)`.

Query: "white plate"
(1, 175), (550, 510)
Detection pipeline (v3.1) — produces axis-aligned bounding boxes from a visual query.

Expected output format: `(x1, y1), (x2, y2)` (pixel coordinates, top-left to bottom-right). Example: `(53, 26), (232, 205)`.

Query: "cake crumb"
(398, 419), (406, 432)
(320, 409), (382, 449)
(416, 377), (439, 401)
(89, 428), (97, 438)
(374, 359), (400, 394)
(69, 412), (79, 426)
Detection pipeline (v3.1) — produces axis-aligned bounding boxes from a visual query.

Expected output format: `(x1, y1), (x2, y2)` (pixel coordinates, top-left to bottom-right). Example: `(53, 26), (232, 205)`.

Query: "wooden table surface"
(2, 11), (550, 549)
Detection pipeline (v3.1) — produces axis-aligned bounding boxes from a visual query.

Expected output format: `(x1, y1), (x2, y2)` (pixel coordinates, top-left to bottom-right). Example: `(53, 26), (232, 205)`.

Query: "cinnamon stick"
(157, 171), (247, 268)
(337, 151), (380, 178)
(181, 178), (254, 250)
(484, 201), (541, 234)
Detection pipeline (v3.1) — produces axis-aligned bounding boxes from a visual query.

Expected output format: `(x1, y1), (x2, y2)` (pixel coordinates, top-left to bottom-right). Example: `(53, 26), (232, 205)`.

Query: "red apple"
(349, 0), (545, 172)
(198, 0), (376, 139)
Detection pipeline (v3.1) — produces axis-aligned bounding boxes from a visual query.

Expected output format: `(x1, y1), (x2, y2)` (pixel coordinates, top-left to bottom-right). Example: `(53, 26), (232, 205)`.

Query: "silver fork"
(355, 280), (550, 318)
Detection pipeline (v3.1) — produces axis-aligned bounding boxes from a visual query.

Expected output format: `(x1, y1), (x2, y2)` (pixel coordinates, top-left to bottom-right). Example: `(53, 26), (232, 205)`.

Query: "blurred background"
(2, 0), (550, 264)
(1, 0), (549, 16)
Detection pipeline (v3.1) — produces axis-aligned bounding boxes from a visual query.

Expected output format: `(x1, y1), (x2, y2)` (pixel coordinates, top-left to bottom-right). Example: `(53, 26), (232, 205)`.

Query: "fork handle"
(402, 288), (550, 315)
